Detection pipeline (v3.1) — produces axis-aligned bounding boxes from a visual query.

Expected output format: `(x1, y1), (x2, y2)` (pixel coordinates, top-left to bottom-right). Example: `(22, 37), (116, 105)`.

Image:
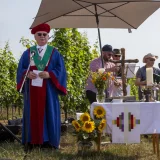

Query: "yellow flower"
(111, 76), (115, 81)
(26, 45), (30, 49)
(98, 119), (106, 132)
(72, 120), (81, 132)
(82, 121), (95, 133)
(92, 79), (95, 84)
(93, 106), (106, 118)
(107, 72), (111, 77)
(80, 113), (91, 123)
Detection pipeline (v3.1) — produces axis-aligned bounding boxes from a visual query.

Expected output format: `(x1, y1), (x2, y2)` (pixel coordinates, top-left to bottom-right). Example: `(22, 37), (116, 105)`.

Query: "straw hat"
(143, 53), (158, 63)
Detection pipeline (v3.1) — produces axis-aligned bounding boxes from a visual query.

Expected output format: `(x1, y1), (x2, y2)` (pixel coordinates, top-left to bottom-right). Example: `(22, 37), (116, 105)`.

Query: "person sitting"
(135, 53), (160, 100)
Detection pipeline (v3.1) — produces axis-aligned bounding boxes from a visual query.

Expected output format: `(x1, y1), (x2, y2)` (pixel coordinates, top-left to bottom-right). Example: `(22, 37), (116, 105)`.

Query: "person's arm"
(105, 63), (119, 72)
(135, 78), (146, 86)
(114, 79), (122, 87)
(48, 49), (67, 95)
(90, 59), (100, 72)
(105, 66), (116, 72)
(135, 68), (146, 86)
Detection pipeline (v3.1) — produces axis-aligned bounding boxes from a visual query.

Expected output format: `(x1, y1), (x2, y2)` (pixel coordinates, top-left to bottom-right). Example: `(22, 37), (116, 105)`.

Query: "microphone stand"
(19, 51), (35, 93)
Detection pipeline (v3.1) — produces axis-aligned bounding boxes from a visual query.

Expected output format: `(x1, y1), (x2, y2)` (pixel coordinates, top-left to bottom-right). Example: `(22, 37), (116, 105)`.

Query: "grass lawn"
(0, 134), (159, 160)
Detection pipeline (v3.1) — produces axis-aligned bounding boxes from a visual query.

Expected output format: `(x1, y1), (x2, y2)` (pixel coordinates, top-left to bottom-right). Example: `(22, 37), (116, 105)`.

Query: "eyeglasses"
(114, 55), (121, 57)
(37, 33), (47, 37)
(149, 59), (155, 61)
(147, 58), (155, 61)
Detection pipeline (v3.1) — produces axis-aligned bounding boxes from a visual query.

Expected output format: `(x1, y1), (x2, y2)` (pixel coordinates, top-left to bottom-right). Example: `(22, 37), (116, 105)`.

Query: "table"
(91, 102), (160, 134)
(91, 102), (160, 156)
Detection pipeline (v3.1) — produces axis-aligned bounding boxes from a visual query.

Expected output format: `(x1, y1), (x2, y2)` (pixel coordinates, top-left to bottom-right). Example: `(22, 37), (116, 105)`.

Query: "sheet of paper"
(31, 70), (43, 87)
(125, 63), (136, 78)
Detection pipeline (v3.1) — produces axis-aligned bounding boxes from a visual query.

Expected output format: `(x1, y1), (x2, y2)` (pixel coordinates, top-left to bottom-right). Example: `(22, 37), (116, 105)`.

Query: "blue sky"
(0, 0), (160, 69)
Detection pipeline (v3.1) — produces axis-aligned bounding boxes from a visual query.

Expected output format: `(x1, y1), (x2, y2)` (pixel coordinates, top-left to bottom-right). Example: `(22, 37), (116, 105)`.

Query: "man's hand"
(141, 80), (146, 85)
(39, 71), (50, 79)
(27, 71), (37, 79)
(114, 79), (122, 87)
(106, 66), (119, 72)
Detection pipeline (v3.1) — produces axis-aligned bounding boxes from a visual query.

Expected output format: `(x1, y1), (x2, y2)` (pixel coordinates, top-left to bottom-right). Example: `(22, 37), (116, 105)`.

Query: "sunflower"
(80, 113), (91, 123)
(98, 119), (106, 133)
(82, 121), (95, 133)
(72, 120), (81, 132)
(93, 106), (106, 118)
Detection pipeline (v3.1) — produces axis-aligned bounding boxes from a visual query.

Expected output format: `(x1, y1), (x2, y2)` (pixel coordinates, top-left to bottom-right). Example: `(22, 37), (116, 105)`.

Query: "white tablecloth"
(90, 102), (160, 134)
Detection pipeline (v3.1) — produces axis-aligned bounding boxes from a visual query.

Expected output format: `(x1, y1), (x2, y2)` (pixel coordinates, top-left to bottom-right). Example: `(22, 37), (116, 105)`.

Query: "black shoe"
(24, 144), (33, 153)
(144, 135), (148, 139)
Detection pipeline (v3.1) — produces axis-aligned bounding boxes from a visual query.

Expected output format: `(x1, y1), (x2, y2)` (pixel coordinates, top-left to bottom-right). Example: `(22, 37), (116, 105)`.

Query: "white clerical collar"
(37, 44), (47, 49)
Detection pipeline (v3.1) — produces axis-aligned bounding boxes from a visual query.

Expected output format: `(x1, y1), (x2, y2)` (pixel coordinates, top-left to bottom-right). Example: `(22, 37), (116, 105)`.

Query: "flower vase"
(77, 141), (95, 155)
(96, 89), (106, 103)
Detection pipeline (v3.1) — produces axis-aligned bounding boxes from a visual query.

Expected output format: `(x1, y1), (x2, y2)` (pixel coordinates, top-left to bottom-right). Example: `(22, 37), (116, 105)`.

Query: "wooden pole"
(109, 49), (139, 97)
(153, 134), (156, 154)
(156, 134), (159, 157)
(121, 48), (127, 96)
(152, 133), (159, 157)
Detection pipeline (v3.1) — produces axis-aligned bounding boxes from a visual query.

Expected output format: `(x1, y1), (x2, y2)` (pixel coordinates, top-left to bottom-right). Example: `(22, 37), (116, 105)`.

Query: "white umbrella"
(30, 0), (160, 66)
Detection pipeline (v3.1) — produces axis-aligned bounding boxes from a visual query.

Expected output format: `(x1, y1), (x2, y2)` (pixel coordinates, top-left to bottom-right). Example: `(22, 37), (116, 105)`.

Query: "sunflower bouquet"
(93, 106), (106, 133)
(72, 106), (106, 145)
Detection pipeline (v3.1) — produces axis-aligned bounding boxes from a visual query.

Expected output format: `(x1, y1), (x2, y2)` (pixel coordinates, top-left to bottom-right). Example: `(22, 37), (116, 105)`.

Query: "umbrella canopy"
(31, 0), (160, 29)
(30, 0), (160, 67)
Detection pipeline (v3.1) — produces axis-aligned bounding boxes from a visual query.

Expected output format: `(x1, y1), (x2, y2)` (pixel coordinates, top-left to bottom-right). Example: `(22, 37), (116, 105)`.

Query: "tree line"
(0, 29), (98, 120)
(0, 28), (138, 120)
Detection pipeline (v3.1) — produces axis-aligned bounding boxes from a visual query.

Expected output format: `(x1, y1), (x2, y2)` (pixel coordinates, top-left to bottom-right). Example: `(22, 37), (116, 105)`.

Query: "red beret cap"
(31, 23), (50, 34)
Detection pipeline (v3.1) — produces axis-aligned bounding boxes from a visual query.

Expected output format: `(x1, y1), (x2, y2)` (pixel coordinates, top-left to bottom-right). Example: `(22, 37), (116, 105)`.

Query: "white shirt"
(30, 44), (48, 66)
(36, 44), (47, 59)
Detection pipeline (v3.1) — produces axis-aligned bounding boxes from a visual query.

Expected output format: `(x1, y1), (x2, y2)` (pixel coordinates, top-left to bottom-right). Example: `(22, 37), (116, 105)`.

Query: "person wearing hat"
(16, 23), (67, 150)
(113, 49), (121, 60)
(135, 53), (160, 100)
(112, 49), (122, 77)
(111, 49), (123, 96)
(85, 44), (118, 104)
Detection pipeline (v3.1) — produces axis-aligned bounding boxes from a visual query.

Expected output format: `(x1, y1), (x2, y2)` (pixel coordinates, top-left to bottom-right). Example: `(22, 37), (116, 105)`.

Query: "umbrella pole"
(95, 4), (104, 68)
(97, 27), (104, 68)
